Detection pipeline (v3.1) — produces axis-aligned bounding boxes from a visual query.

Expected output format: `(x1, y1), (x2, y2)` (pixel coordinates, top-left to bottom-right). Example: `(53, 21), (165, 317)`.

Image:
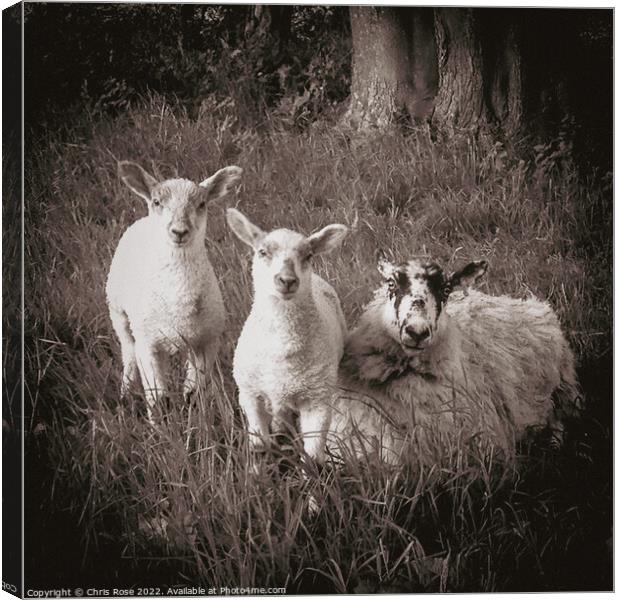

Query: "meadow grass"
(19, 96), (612, 591)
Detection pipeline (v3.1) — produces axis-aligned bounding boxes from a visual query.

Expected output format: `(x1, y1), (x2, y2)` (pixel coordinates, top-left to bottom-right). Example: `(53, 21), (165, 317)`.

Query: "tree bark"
(346, 7), (410, 128)
(410, 9), (438, 121)
(432, 8), (490, 132)
(345, 7), (577, 140)
(477, 10), (525, 139)
(345, 7), (437, 128)
(244, 5), (292, 63)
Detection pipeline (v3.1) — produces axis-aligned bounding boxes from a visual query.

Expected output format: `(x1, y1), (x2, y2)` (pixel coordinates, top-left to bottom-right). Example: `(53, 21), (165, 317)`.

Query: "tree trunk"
(345, 6), (490, 131)
(345, 7), (577, 140)
(346, 7), (410, 128)
(410, 9), (438, 121)
(477, 10), (525, 139)
(244, 5), (292, 64)
(432, 8), (490, 132)
(345, 7), (437, 128)
(488, 22), (523, 137)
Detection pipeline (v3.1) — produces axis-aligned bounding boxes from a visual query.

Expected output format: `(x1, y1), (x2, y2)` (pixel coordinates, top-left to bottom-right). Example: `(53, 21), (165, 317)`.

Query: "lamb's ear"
(118, 161), (158, 203)
(200, 166), (243, 202)
(448, 260), (488, 293)
(377, 254), (395, 279)
(307, 224), (348, 255)
(226, 208), (265, 248)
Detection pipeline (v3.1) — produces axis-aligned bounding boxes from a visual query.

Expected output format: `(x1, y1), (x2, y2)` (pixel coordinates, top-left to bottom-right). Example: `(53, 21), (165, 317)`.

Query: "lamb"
(106, 161), (242, 422)
(330, 257), (581, 465)
(226, 208), (348, 468)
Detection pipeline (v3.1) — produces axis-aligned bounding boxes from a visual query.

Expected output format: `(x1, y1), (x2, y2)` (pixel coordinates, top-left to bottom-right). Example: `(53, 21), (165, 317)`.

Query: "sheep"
(226, 208), (348, 468)
(106, 161), (242, 422)
(330, 257), (581, 465)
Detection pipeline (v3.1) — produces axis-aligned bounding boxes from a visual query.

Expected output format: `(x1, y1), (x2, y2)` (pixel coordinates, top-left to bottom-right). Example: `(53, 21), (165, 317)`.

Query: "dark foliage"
(25, 4), (351, 128)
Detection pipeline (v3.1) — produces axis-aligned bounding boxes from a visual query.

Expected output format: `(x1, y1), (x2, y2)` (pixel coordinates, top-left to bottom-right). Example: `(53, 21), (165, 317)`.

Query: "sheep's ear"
(307, 224), (348, 255)
(226, 208), (265, 248)
(200, 166), (243, 202)
(377, 255), (395, 279)
(448, 260), (488, 293)
(118, 161), (158, 203)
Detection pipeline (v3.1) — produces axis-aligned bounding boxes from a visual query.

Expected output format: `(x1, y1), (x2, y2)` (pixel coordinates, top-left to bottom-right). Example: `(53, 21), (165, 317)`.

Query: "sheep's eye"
(303, 252), (313, 263)
(152, 198), (161, 207)
(258, 248), (268, 258)
(197, 201), (206, 210)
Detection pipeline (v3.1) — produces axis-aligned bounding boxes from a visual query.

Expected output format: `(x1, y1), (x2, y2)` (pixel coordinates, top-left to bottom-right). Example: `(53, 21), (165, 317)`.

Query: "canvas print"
(2, 2), (613, 595)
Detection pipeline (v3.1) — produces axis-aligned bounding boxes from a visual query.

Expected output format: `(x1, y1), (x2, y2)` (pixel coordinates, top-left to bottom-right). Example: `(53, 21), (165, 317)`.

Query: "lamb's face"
(149, 179), (208, 248)
(118, 161), (243, 249)
(377, 259), (448, 355)
(252, 230), (314, 300)
(226, 208), (348, 303)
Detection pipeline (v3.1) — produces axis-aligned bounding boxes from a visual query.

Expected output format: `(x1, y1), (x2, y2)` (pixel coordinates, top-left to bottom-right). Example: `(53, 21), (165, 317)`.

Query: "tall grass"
(21, 96), (612, 591)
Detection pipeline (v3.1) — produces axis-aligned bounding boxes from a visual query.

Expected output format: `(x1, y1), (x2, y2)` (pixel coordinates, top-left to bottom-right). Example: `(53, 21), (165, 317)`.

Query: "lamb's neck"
(152, 236), (206, 269)
(252, 292), (319, 336)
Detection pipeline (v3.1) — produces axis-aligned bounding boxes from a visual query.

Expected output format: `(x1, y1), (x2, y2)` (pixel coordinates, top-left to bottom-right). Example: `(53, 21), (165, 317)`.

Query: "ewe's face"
(377, 258), (489, 355)
(378, 259), (447, 355)
(253, 230), (314, 300)
(149, 179), (208, 248)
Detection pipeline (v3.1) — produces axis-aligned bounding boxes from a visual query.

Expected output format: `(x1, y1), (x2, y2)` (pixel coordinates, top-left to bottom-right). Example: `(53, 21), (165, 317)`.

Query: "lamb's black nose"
(404, 326), (430, 344)
(170, 228), (189, 243)
(275, 274), (299, 294)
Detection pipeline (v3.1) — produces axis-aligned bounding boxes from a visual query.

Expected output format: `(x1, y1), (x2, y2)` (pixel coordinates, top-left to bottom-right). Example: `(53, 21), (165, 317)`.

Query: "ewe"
(226, 208), (348, 467)
(106, 161), (242, 422)
(331, 258), (581, 464)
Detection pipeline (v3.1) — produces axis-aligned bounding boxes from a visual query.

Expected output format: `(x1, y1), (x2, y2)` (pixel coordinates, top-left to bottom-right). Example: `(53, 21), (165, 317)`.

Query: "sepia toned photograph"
(3, 2), (613, 595)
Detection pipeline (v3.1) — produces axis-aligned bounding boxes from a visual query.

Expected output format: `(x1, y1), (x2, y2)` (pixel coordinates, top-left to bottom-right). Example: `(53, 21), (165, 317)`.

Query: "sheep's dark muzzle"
(400, 327), (432, 354)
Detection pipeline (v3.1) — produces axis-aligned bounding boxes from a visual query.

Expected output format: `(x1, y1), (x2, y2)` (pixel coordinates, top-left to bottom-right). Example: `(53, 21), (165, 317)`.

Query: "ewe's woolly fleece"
(233, 273), (346, 418)
(331, 288), (579, 464)
(106, 216), (225, 357)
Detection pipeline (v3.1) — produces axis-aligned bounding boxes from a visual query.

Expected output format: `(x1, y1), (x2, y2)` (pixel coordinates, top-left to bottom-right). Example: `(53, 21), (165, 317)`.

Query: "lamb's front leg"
(299, 398), (332, 465)
(239, 390), (271, 471)
(109, 307), (139, 397)
(183, 338), (220, 401)
(299, 397), (333, 514)
(135, 342), (167, 424)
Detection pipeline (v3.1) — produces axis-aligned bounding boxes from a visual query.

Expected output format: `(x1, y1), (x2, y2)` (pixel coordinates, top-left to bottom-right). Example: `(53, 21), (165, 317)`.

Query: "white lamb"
(226, 208), (348, 467)
(330, 257), (581, 465)
(106, 161), (242, 422)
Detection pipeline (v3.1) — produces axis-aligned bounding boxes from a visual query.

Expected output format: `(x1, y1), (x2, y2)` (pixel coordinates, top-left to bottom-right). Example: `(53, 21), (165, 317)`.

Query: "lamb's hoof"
(300, 468), (323, 516)
(307, 493), (321, 516)
(120, 382), (133, 400)
(249, 459), (263, 476)
(248, 445), (271, 475)
(184, 381), (207, 405)
(145, 396), (173, 427)
(120, 367), (139, 398)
